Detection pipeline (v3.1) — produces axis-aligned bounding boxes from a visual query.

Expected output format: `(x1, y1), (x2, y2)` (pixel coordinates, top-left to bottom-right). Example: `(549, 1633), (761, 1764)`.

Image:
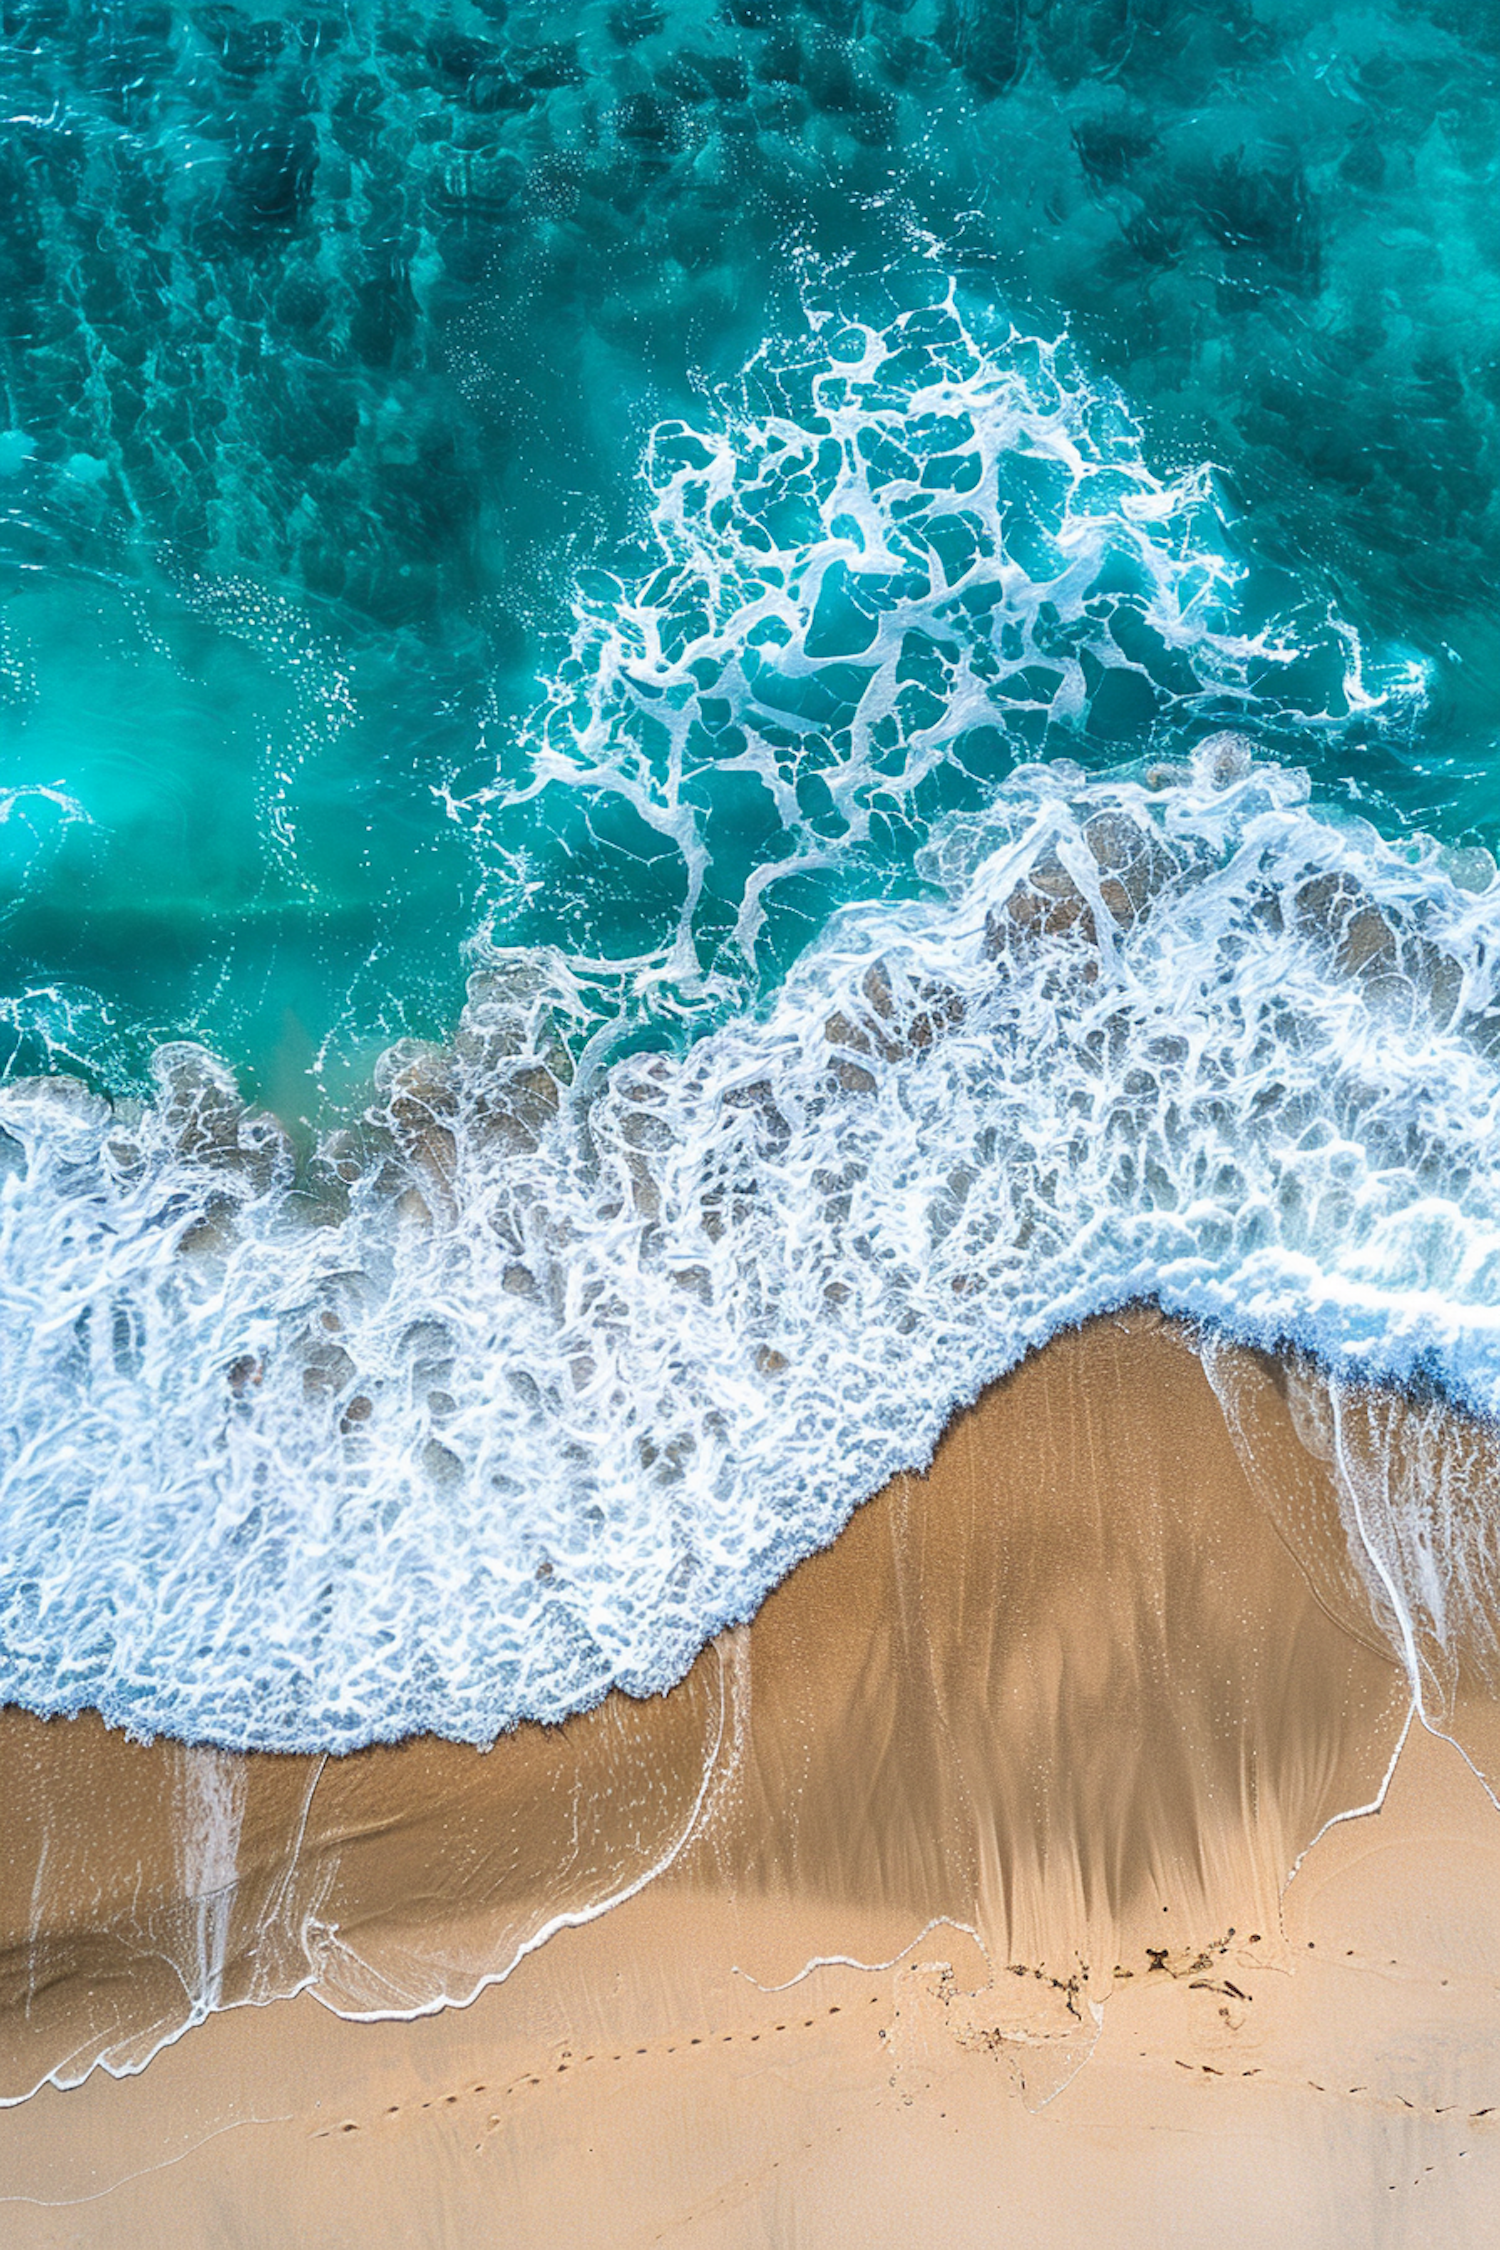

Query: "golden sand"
(2, 1313), (1499, 2245)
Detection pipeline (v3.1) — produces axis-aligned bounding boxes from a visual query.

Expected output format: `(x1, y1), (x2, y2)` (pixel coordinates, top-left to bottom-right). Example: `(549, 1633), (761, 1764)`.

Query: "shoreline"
(4, 1311), (1500, 2242)
(10, 749), (1500, 1760)
(8, 1292), (1498, 1764)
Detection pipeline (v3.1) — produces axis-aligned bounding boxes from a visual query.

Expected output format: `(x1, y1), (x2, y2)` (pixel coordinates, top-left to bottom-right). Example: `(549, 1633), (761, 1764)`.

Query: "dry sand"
(2, 1313), (1499, 2246)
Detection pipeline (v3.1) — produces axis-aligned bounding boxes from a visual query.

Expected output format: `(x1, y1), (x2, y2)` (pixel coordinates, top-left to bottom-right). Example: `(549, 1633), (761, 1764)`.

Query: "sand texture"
(3, 1314), (1499, 2246)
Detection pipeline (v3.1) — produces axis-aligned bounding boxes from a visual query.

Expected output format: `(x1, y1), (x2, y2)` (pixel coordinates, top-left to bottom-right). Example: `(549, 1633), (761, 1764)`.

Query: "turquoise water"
(3, 2), (1500, 1753)
(2, 0), (1496, 1115)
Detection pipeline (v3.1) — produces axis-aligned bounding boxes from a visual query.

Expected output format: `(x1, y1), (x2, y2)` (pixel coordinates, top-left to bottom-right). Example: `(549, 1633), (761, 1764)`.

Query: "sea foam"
(1, 292), (1496, 1753)
(3, 751), (1500, 1750)
(463, 276), (1421, 1025)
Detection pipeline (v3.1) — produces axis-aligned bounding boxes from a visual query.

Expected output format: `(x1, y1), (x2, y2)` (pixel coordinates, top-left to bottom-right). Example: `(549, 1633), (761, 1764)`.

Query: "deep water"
(1, 0), (1497, 1111)
(2, 1), (1500, 1752)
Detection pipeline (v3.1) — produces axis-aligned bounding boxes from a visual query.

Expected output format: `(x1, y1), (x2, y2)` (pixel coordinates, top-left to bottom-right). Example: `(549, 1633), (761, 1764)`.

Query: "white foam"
(2, 751), (1500, 1750)
(0, 285), (1490, 1753)
(462, 275), (1418, 1005)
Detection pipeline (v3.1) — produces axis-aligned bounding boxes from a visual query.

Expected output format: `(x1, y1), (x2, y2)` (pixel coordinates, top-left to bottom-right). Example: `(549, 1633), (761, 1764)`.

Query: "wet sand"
(3, 1313), (1499, 2245)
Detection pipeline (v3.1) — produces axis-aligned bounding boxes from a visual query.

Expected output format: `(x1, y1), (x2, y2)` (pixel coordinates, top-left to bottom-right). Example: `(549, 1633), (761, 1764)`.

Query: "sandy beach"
(4, 0), (1496, 2239)
(3, 1312), (1500, 2246)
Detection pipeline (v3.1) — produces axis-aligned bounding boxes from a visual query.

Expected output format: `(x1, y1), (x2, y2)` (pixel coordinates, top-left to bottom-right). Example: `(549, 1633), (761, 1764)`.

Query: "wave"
(1, 287), (1495, 1754)
(3, 744), (1499, 1750)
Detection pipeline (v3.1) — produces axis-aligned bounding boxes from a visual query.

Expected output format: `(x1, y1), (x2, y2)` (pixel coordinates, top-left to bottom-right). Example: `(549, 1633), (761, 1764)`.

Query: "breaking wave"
(4, 744), (1500, 1748)
(1, 287), (1495, 1753)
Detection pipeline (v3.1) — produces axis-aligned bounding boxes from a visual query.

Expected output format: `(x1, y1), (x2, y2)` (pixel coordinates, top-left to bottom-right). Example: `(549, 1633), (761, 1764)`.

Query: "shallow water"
(1, 0), (1498, 1749)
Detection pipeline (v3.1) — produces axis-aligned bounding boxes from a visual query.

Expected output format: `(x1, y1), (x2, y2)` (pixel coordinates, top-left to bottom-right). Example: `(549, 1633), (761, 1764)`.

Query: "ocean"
(1, 0), (1497, 1750)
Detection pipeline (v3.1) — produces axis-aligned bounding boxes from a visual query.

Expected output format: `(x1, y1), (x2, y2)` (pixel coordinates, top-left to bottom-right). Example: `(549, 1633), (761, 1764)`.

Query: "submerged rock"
(1191, 732), (1256, 789)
